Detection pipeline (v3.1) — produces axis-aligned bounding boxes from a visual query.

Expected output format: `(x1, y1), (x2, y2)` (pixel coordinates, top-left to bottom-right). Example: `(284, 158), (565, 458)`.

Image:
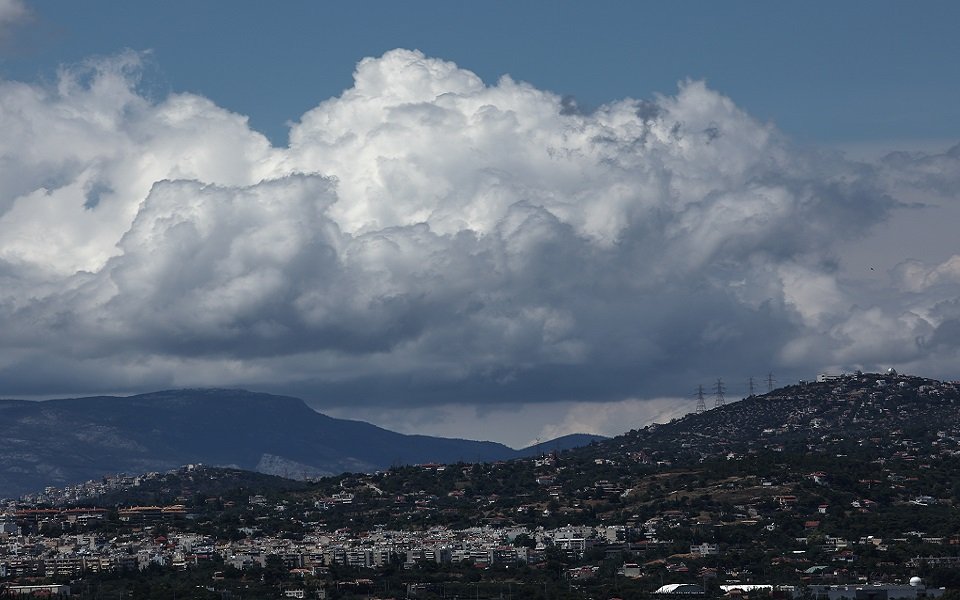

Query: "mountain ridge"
(0, 388), (605, 498)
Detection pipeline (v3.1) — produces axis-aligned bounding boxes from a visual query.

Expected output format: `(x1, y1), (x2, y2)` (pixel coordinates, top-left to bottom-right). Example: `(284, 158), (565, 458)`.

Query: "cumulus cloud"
(1, 49), (959, 439)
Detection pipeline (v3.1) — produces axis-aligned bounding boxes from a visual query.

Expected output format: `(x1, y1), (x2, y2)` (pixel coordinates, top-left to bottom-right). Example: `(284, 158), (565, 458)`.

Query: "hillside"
(11, 373), (960, 599)
(590, 370), (960, 463)
(35, 372), (960, 525)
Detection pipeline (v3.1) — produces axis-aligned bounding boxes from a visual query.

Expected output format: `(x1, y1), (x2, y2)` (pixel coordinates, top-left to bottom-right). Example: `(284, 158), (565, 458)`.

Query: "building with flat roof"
(808, 583), (944, 600)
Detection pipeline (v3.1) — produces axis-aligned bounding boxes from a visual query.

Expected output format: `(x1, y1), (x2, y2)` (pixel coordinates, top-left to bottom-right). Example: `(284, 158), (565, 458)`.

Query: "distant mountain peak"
(0, 388), (602, 498)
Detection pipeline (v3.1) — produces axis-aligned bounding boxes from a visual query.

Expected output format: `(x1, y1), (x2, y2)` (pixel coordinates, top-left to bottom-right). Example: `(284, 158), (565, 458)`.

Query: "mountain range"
(14, 372), (960, 599)
(0, 389), (604, 498)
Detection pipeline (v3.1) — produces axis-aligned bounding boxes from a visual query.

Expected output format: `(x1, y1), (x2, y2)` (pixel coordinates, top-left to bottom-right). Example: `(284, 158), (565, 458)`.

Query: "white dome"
(910, 577), (923, 587)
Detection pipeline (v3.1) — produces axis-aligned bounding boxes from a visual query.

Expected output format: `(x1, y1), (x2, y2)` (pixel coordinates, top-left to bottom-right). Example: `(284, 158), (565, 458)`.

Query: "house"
(690, 542), (721, 556)
(775, 496), (798, 508)
(619, 563), (642, 578)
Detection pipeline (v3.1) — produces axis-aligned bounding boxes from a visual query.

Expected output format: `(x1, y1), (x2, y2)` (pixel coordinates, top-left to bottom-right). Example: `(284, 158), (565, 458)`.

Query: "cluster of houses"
(4, 496), (956, 590)
(653, 373), (960, 463)
(0, 515), (641, 580)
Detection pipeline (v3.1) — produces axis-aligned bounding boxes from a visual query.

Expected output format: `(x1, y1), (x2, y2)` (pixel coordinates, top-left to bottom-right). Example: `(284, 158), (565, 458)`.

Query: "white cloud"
(0, 49), (958, 437)
(0, 51), (279, 277)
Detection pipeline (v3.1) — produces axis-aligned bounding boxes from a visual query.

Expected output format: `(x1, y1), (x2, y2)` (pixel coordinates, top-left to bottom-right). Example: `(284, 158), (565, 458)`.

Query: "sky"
(0, 1), (959, 447)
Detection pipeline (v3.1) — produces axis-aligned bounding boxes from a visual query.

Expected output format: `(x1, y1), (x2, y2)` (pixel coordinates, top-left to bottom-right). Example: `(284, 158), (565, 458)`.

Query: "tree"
(513, 533), (535, 548)
(263, 554), (287, 584)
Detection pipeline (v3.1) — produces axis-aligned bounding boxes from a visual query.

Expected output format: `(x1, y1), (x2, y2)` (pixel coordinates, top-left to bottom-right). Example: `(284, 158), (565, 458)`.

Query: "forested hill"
(579, 371), (960, 464)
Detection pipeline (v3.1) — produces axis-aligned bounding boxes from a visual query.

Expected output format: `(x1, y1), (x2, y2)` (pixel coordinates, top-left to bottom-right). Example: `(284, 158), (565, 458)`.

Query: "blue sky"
(6, 1), (960, 147)
(1, 1), (959, 446)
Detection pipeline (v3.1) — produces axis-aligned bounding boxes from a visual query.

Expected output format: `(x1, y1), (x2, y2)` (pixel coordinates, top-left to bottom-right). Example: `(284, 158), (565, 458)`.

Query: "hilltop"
(592, 370), (960, 462)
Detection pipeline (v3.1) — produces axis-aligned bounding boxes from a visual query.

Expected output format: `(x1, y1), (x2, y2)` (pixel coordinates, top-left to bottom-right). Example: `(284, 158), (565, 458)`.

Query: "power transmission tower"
(714, 378), (725, 408)
(767, 372), (776, 393)
(748, 377), (756, 397)
(695, 385), (707, 414)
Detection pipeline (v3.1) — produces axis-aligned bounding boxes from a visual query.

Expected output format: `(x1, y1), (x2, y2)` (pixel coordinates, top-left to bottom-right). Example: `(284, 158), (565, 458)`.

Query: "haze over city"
(1, 1), (959, 447)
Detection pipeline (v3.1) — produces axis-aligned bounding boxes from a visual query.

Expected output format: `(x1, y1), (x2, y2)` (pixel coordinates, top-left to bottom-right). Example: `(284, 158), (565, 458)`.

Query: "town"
(4, 373), (960, 598)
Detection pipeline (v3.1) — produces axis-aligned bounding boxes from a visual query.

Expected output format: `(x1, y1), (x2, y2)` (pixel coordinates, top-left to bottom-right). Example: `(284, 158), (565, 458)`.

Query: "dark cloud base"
(0, 50), (958, 417)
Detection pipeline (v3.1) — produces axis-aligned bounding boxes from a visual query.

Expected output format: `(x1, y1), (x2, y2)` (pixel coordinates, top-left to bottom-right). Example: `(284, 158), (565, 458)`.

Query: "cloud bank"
(1, 49), (959, 439)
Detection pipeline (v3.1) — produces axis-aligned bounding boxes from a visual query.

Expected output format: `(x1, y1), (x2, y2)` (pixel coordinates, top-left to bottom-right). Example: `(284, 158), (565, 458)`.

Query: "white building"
(690, 542), (720, 556)
(808, 581), (944, 600)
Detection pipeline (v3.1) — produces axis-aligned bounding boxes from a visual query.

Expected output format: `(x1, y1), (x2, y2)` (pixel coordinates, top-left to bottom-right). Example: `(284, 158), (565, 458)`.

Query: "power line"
(695, 385), (707, 414)
(767, 372), (776, 393)
(714, 378), (725, 408)
(748, 377), (756, 397)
